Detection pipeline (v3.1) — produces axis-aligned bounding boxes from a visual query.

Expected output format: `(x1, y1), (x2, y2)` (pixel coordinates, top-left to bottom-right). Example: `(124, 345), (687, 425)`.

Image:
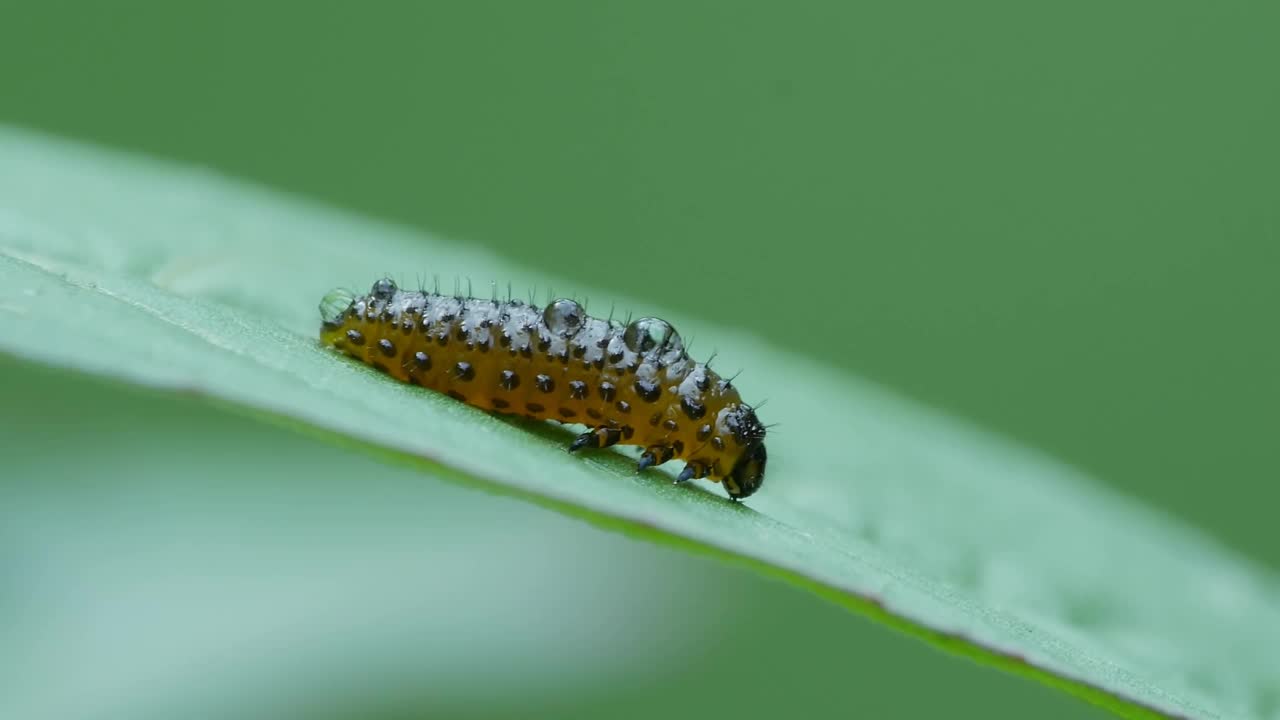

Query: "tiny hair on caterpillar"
(318, 277), (768, 500)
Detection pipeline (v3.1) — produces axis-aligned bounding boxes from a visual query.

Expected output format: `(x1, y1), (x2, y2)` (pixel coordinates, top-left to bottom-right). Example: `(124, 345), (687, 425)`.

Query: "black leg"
(569, 425), (622, 453)
(637, 444), (675, 471)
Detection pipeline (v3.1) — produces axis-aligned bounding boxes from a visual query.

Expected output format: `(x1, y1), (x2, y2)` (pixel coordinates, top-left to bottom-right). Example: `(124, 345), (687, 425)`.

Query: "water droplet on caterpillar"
(543, 298), (585, 336)
(319, 287), (357, 327)
(623, 317), (683, 355)
(370, 277), (398, 302)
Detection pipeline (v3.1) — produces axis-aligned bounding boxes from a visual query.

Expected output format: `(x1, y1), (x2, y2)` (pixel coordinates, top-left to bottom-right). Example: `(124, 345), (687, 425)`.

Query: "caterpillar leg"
(637, 445), (676, 472)
(675, 460), (711, 484)
(569, 425), (623, 453)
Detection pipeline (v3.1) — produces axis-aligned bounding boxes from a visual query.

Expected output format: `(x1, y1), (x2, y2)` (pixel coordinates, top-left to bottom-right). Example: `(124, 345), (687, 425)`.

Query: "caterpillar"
(318, 278), (768, 500)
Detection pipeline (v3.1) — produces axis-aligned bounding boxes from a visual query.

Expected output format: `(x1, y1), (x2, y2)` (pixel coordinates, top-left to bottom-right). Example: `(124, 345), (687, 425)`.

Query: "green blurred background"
(2, 2), (1276, 718)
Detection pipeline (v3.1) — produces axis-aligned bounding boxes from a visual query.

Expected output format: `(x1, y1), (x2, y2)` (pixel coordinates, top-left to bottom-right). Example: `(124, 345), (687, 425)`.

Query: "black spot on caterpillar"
(319, 278), (768, 499)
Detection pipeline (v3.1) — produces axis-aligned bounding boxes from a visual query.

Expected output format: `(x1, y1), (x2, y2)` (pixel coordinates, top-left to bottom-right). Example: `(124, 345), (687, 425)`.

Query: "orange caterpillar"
(319, 278), (768, 499)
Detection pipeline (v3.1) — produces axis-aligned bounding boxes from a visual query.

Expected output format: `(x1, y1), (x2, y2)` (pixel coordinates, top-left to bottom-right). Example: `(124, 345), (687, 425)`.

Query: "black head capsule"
(724, 441), (767, 500)
(722, 404), (768, 500)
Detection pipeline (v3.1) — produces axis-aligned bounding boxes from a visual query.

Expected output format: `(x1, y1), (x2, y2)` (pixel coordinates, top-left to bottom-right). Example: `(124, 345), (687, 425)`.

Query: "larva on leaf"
(319, 278), (768, 500)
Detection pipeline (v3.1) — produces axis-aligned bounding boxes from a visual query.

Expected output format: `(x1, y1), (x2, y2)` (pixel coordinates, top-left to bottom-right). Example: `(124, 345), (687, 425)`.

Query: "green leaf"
(0, 125), (1274, 720)
(0, 357), (721, 720)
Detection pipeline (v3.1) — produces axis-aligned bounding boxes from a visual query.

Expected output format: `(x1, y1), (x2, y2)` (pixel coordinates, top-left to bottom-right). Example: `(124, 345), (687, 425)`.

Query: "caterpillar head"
(722, 405), (768, 500)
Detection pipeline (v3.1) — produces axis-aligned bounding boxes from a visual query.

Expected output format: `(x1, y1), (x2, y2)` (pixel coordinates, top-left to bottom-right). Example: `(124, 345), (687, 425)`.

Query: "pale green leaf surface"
(1, 126), (1275, 720)
(0, 358), (716, 720)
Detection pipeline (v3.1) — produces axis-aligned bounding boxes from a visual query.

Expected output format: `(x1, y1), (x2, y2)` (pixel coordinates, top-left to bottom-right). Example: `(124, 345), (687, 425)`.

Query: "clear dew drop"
(543, 298), (585, 336)
(623, 317), (683, 355)
(319, 287), (356, 325)
(370, 277), (398, 301)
